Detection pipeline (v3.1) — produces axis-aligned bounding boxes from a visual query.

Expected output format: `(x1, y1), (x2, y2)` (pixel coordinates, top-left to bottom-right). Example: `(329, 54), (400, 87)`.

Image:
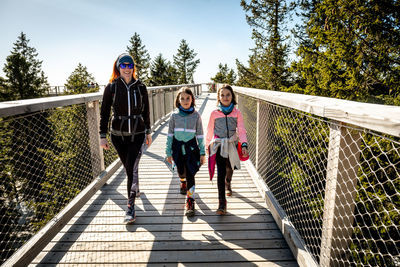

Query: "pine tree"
(2, 32), (49, 100)
(173, 39), (200, 84)
(211, 63), (236, 84)
(149, 54), (178, 86)
(127, 33), (151, 83)
(64, 63), (98, 94)
(237, 0), (292, 90)
(290, 0), (400, 104)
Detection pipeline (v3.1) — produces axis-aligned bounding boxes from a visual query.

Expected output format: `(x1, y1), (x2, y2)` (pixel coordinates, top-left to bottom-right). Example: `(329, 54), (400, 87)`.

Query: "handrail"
(232, 86), (400, 137)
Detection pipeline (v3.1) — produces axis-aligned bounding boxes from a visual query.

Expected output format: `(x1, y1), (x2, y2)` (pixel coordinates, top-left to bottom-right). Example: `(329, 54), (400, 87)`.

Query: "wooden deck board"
(31, 93), (298, 266)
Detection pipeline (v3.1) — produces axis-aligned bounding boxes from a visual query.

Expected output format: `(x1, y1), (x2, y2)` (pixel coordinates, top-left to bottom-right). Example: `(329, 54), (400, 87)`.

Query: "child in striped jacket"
(166, 87), (205, 217)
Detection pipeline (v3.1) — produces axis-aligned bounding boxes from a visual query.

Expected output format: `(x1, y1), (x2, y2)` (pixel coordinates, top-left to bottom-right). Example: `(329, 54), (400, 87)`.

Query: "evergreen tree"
(211, 63), (236, 84)
(2, 32), (49, 100)
(237, 0), (292, 90)
(173, 39), (200, 84)
(64, 63), (98, 94)
(127, 33), (151, 83)
(149, 54), (178, 86)
(290, 0), (400, 104)
(0, 77), (11, 101)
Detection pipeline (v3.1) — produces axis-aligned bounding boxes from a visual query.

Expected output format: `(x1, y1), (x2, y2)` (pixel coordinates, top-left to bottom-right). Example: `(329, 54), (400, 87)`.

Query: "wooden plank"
(32, 249), (294, 264)
(72, 209), (271, 218)
(66, 214), (275, 225)
(90, 192), (264, 200)
(59, 222), (278, 233)
(32, 262), (299, 267)
(85, 197), (266, 205)
(41, 239), (288, 252)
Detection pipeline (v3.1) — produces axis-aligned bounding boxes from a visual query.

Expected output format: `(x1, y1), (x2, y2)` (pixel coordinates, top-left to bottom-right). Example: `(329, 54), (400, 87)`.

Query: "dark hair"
(175, 87), (196, 108)
(217, 84), (237, 106)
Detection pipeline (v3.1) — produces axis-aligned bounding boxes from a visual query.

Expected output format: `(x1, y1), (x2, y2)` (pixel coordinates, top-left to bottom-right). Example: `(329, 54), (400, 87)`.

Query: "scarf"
(218, 103), (234, 115)
(178, 105), (194, 115)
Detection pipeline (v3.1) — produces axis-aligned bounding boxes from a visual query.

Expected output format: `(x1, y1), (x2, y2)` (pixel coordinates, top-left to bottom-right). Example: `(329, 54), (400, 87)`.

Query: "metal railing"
(230, 85), (400, 267)
(0, 84), (201, 266)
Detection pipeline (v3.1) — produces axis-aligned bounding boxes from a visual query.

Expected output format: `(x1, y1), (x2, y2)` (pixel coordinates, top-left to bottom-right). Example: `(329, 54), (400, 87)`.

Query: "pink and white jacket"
(205, 107), (247, 148)
(206, 107), (248, 173)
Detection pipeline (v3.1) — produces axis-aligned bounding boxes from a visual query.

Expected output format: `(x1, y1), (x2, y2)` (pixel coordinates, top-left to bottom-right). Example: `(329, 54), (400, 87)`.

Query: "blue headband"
(117, 54), (134, 67)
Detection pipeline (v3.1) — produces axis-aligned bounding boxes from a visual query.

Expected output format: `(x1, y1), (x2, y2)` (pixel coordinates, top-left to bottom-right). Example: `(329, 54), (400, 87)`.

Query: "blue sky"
(0, 0), (254, 86)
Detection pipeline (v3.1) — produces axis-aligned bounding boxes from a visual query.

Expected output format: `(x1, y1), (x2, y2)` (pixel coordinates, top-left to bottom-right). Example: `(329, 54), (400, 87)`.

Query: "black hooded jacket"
(100, 77), (151, 138)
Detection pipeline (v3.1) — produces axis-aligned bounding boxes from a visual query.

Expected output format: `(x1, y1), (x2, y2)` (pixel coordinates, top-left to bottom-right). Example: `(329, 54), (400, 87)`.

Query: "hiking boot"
(124, 205), (136, 224)
(185, 197), (195, 217)
(216, 200), (227, 215)
(180, 182), (187, 195)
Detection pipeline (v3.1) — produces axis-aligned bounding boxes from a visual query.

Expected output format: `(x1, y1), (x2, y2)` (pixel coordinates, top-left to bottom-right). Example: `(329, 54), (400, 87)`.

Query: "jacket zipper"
(225, 115), (229, 137)
(122, 79), (131, 133)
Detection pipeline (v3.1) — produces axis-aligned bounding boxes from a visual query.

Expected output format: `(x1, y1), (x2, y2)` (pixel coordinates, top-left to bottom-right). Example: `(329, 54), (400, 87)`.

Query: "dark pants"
(111, 133), (145, 206)
(216, 148), (233, 200)
(177, 155), (196, 199)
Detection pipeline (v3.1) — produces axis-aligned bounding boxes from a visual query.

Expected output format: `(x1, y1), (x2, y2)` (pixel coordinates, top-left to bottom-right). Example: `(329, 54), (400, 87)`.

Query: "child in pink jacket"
(206, 84), (248, 215)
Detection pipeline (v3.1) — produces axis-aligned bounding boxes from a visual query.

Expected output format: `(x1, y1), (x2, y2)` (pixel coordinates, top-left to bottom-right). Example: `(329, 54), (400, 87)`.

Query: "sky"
(0, 0), (254, 86)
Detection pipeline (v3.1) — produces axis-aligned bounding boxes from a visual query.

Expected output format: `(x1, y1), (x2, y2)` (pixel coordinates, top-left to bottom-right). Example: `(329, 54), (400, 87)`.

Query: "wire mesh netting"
(238, 94), (400, 267)
(0, 103), (119, 264)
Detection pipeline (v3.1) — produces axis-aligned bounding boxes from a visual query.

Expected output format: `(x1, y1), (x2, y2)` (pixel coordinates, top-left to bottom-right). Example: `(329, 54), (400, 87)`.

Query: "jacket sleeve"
(99, 83), (113, 138)
(141, 85), (151, 134)
(236, 108), (248, 145)
(196, 113), (205, 155)
(205, 110), (216, 148)
(165, 113), (175, 157)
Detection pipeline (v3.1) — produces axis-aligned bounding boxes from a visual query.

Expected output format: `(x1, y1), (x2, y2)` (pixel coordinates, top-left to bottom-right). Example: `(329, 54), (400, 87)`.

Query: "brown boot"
(216, 199), (227, 215)
(185, 197), (195, 217)
(180, 182), (187, 195)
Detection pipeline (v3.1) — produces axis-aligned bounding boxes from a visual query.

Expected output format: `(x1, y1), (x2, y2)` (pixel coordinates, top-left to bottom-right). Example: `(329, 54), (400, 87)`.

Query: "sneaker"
(125, 205), (136, 224)
(180, 182), (187, 195)
(185, 197), (195, 217)
(216, 200), (227, 215)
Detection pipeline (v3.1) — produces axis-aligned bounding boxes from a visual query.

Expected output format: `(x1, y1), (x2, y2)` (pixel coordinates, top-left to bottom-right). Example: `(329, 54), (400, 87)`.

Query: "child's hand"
(166, 156), (172, 164)
(200, 155), (205, 165)
(242, 147), (249, 158)
(100, 138), (109, 150)
(146, 134), (152, 147)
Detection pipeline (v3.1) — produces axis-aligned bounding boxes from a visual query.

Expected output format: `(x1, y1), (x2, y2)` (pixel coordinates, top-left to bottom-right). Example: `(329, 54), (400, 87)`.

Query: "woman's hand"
(166, 156), (173, 164)
(100, 138), (109, 150)
(200, 155), (205, 166)
(241, 147), (248, 158)
(146, 134), (152, 147)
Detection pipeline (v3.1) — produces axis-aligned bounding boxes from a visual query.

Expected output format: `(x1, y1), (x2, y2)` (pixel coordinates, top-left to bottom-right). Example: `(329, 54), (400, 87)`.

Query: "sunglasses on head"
(119, 63), (134, 69)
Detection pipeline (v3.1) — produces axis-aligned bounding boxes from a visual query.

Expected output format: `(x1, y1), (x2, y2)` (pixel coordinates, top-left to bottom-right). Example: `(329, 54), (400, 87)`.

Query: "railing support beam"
(320, 122), (361, 266)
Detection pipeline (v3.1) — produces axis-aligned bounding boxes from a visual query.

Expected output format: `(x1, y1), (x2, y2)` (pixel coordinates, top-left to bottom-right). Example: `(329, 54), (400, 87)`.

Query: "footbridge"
(1, 84), (399, 266)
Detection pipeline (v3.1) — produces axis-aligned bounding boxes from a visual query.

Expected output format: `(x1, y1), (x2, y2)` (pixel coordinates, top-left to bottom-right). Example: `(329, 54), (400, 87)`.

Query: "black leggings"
(177, 156), (196, 198)
(216, 148), (233, 200)
(111, 133), (145, 206)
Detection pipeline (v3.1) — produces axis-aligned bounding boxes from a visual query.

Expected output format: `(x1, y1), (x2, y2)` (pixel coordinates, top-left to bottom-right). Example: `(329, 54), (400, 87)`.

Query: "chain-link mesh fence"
(238, 94), (400, 267)
(0, 104), (108, 265)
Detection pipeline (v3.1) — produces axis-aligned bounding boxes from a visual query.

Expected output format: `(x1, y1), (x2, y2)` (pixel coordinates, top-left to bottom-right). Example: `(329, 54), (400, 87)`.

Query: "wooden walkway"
(30, 93), (298, 266)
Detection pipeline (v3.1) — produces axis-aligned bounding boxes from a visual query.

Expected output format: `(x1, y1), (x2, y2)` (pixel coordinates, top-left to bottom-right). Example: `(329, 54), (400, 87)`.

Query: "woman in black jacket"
(99, 53), (152, 224)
